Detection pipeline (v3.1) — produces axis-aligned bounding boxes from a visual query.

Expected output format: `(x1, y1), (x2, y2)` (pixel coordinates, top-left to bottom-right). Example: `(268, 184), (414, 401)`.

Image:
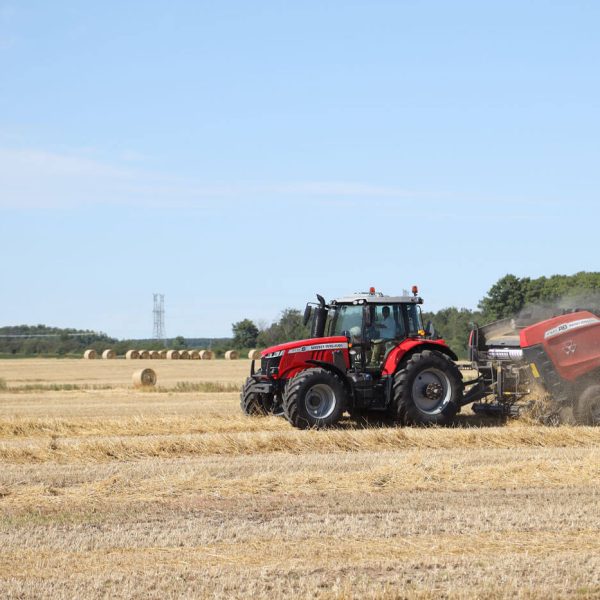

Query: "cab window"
(364, 305), (406, 341)
(406, 304), (424, 335)
(372, 305), (396, 340)
(328, 305), (363, 338)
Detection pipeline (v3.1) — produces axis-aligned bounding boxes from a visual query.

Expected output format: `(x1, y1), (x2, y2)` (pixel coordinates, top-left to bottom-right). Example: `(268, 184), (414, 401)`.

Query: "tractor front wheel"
(240, 377), (269, 416)
(574, 384), (600, 425)
(283, 368), (347, 429)
(393, 350), (462, 426)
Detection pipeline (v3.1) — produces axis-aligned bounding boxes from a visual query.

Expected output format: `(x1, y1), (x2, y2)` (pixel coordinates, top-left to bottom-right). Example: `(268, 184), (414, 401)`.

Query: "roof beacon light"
(369, 287), (376, 295)
(412, 285), (419, 297)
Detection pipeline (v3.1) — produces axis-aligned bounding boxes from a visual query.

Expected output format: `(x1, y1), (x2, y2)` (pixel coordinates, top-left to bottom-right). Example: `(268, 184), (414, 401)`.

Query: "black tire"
(240, 377), (268, 416)
(573, 384), (600, 425)
(393, 350), (462, 426)
(283, 368), (347, 429)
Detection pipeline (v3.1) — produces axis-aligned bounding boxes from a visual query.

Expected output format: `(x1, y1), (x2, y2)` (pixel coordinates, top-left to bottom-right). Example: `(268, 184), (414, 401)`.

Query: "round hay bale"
(179, 350), (190, 360)
(148, 350), (160, 359)
(132, 368), (157, 388)
(125, 349), (140, 360)
(159, 350), (167, 359)
(199, 350), (213, 360)
(166, 350), (180, 360)
(189, 350), (200, 360)
(102, 349), (116, 360)
(248, 349), (262, 360)
(83, 349), (97, 359)
(225, 350), (239, 360)
(138, 349), (150, 359)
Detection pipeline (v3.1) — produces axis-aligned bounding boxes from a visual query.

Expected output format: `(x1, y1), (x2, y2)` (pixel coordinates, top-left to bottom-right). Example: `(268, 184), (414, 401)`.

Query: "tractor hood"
(261, 336), (349, 358)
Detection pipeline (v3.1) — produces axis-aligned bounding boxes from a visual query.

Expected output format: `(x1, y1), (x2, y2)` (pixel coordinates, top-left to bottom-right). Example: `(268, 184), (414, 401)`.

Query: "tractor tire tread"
(240, 377), (268, 416)
(283, 368), (346, 429)
(393, 350), (462, 426)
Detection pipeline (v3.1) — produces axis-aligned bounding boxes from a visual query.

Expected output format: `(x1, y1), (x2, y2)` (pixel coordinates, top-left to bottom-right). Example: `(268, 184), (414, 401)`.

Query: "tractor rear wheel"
(240, 377), (268, 416)
(574, 384), (600, 425)
(283, 368), (347, 429)
(393, 350), (462, 426)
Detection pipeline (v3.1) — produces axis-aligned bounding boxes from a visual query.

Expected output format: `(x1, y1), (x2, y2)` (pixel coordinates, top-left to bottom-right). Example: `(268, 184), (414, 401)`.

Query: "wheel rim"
(305, 383), (337, 419)
(411, 368), (452, 415)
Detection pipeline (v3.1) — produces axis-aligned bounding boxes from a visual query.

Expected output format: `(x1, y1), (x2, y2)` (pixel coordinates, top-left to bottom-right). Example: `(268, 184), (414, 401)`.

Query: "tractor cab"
(304, 287), (427, 372)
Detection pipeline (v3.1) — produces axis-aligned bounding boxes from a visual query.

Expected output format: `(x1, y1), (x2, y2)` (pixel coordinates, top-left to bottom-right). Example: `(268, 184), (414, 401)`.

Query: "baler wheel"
(393, 350), (463, 426)
(574, 384), (600, 425)
(240, 377), (268, 416)
(283, 368), (347, 429)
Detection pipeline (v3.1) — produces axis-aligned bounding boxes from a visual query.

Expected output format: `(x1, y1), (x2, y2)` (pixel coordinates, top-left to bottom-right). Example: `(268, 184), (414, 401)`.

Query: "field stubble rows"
(0, 359), (599, 599)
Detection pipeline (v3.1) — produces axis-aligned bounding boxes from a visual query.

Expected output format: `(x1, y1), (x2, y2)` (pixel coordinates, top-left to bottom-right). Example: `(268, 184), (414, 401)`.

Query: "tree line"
(0, 326), (233, 358)
(3, 272), (600, 358)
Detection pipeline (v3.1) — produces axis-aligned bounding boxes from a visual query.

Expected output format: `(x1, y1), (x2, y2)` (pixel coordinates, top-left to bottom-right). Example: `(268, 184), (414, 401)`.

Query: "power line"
(0, 333), (104, 338)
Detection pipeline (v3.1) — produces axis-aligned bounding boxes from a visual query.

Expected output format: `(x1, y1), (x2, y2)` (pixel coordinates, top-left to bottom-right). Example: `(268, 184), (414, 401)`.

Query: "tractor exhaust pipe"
(311, 294), (328, 338)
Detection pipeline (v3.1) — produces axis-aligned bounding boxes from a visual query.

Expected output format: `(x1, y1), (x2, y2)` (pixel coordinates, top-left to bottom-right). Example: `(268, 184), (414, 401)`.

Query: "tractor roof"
(331, 292), (423, 305)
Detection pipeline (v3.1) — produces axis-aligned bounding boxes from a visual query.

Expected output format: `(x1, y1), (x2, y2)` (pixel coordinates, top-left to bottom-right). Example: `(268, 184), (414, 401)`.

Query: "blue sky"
(1, 1), (599, 338)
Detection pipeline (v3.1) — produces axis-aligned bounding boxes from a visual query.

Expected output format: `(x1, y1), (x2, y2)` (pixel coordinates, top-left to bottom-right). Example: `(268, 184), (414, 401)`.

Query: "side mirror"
(303, 305), (312, 326)
(425, 320), (436, 339)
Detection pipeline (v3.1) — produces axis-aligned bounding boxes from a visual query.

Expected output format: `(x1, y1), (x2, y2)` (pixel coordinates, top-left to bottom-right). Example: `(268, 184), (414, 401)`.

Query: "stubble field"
(0, 358), (599, 599)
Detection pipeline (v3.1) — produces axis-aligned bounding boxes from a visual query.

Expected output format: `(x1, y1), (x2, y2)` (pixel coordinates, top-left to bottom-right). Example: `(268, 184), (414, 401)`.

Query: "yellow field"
(0, 359), (599, 599)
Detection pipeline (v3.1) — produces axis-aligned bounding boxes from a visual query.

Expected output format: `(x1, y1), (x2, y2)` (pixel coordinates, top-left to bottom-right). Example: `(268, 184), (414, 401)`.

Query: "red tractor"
(241, 287), (475, 429)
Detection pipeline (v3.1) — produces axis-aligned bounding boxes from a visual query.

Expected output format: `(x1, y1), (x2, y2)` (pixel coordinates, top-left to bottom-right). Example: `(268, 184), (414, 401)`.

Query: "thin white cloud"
(257, 181), (413, 197)
(0, 147), (138, 208)
(0, 148), (129, 178)
(0, 146), (416, 209)
(0, 145), (569, 214)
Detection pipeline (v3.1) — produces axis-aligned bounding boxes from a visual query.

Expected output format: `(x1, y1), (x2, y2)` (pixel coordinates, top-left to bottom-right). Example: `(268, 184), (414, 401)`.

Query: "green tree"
(0, 324), (114, 357)
(232, 319), (259, 348)
(277, 308), (309, 341)
(478, 274), (527, 321)
(422, 306), (481, 359)
(257, 308), (310, 347)
(173, 336), (186, 349)
(478, 272), (600, 323)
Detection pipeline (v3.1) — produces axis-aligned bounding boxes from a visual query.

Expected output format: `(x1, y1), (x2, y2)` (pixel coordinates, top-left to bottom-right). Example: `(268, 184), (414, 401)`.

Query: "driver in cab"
(370, 306), (395, 364)
(376, 306), (395, 339)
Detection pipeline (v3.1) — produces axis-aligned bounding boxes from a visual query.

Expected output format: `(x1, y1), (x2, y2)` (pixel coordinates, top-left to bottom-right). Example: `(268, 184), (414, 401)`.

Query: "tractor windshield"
(327, 305), (363, 339)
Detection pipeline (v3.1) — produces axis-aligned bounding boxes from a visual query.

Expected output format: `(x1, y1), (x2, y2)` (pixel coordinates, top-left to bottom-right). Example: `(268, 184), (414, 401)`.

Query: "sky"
(1, 1), (599, 339)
